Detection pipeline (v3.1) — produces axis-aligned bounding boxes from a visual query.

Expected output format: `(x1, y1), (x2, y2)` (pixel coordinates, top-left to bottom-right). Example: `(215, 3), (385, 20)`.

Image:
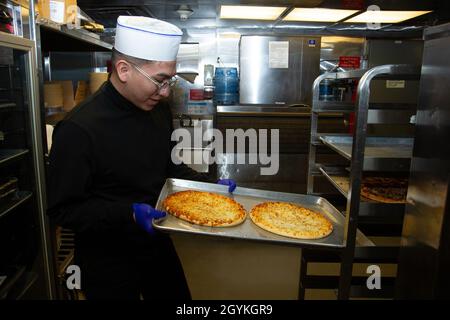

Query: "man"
(47, 16), (235, 300)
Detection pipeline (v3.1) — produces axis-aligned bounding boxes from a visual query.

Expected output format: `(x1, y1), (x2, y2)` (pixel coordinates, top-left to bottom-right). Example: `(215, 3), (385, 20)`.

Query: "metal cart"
(306, 64), (421, 299)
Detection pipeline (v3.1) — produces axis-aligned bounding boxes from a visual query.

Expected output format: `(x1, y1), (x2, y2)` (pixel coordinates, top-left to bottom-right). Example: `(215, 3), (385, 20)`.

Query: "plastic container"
(214, 67), (239, 105)
(319, 79), (335, 101)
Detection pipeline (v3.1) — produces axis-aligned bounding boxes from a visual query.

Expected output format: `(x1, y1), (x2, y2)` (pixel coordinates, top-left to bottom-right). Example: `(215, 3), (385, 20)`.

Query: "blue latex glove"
(133, 203), (166, 234)
(217, 179), (237, 193)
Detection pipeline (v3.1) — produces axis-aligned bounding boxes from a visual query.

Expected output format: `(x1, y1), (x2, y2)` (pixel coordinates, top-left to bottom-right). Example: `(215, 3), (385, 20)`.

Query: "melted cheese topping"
(250, 202), (333, 239)
(163, 191), (246, 227)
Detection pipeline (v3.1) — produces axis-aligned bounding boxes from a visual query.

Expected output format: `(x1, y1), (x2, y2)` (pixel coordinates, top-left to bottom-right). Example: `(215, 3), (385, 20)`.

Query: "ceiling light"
(345, 10), (432, 23)
(321, 36), (365, 44)
(219, 32), (241, 39)
(283, 8), (359, 22)
(220, 5), (287, 21)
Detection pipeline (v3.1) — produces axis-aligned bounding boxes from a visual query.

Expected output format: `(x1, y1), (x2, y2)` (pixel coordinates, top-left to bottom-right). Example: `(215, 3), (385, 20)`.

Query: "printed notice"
(187, 102), (208, 115)
(50, 0), (65, 24)
(386, 80), (405, 89)
(269, 41), (289, 68)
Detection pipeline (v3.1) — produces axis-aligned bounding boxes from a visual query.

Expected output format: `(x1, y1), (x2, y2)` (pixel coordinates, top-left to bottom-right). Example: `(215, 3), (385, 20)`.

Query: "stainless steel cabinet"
(239, 35), (321, 106)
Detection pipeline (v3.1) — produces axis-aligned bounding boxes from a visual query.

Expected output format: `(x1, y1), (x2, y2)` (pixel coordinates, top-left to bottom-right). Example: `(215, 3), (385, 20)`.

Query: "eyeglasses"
(129, 62), (178, 93)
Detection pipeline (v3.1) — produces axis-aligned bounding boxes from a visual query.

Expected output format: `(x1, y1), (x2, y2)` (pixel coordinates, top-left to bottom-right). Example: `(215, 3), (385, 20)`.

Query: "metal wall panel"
(367, 39), (423, 104)
(320, 36), (365, 73)
(396, 23), (450, 299)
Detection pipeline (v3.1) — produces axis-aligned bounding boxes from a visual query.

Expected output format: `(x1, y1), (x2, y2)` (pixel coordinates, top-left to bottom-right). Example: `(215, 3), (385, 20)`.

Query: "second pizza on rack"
(360, 176), (408, 203)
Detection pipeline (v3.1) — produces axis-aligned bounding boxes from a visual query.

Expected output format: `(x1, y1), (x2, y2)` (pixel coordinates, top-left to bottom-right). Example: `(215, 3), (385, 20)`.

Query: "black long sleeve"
(47, 121), (134, 233)
(47, 81), (214, 242)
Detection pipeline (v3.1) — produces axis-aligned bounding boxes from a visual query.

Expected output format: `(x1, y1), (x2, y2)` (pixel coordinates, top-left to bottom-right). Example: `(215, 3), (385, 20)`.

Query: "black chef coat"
(47, 80), (213, 254)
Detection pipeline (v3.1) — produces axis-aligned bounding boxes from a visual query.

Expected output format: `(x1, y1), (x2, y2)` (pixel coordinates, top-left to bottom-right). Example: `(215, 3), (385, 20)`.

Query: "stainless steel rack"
(318, 135), (413, 172)
(0, 29), (53, 299)
(306, 64), (421, 299)
(0, 191), (33, 220)
(0, 149), (29, 166)
(36, 18), (112, 52)
(35, 17), (112, 135)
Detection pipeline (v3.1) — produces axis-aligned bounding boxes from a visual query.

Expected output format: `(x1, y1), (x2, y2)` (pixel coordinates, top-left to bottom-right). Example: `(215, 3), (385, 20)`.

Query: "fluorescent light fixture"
(220, 5), (287, 20)
(283, 8), (359, 22)
(219, 32), (241, 39)
(321, 36), (365, 44)
(345, 10), (432, 23)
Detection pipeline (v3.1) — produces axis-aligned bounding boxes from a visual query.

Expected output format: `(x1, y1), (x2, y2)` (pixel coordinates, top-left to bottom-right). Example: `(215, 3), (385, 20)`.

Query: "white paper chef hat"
(114, 16), (183, 61)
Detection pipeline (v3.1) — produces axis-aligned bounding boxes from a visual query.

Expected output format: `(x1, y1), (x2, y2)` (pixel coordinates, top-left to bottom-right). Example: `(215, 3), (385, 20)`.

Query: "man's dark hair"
(111, 48), (154, 72)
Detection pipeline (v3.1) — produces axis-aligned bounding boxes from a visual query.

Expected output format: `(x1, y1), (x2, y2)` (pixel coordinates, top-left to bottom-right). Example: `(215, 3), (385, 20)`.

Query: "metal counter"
(319, 135), (414, 171)
(217, 104), (342, 117)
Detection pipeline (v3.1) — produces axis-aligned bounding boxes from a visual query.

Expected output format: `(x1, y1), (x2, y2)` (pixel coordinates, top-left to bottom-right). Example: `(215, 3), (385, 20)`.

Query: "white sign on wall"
(386, 80), (406, 89)
(269, 41), (289, 69)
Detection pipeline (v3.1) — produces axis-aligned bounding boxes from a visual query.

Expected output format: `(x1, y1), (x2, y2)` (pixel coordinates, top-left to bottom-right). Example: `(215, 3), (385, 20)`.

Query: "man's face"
(126, 61), (176, 111)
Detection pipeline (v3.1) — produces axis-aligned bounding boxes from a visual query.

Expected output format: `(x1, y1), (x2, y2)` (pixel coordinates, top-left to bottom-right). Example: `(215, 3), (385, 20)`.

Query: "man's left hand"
(217, 179), (237, 193)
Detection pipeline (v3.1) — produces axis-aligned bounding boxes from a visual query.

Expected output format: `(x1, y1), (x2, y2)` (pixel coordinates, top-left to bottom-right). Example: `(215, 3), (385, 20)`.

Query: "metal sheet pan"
(153, 178), (345, 249)
(319, 135), (414, 159)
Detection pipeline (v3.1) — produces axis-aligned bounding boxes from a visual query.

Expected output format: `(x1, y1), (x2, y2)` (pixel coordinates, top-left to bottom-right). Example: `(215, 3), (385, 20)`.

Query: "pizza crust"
(250, 202), (333, 239)
(163, 190), (247, 227)
(360, 187), (406, 203)
(360, 177), (408, 203)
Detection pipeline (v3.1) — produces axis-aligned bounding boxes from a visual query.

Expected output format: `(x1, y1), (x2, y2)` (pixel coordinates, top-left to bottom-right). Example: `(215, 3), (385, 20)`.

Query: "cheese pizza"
(360, 177), (408, 203)
(250, 202), (333, 239)
(162, 190), (246, 227)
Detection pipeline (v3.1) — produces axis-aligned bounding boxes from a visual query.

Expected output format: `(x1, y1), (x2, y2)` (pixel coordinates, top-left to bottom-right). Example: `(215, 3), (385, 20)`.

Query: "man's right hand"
(133, 203), (166, 234)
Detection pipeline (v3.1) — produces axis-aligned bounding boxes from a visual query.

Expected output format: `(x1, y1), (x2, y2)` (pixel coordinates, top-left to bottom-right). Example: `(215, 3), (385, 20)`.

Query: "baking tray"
(319, 135), (414, 159)
(0, 177), (18, 202)
(153, 178), (345, 249)
(319, 166), (379, 203)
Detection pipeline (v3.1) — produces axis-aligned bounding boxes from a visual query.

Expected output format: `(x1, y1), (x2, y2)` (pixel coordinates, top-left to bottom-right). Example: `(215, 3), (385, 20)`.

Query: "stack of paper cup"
(89, 72), (109, 94)
(75, 81), (88, 105)
(44, 82), (64, 108)
(58, 80), (75, 112)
